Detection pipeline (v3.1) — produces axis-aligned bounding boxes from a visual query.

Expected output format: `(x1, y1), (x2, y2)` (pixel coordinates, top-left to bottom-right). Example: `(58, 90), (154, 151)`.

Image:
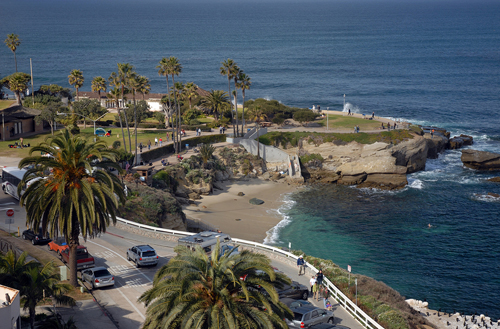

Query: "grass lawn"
(319, 114), (382, 130)
(197, 117), (214, 123)
(0, 127), (179, 158)
(0, 100), (16, 110)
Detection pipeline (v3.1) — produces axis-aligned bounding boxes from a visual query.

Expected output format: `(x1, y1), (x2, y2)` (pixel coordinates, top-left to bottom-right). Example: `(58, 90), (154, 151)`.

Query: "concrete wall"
(240, 139), (289, 163)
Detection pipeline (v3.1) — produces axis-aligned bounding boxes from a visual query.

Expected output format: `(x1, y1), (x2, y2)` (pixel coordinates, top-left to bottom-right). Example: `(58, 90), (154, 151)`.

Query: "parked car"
(126, 245), (159, 267)
(81, 267), (114, 289)
(280, 297), (312, 309)
(278, 281), (310, 300)
(47, 237), (69, 255)
(21, 228), (51, 245)
(60, 246), (95, 270)
(309, 324), (350, 329)
(286, 305), (335, 328)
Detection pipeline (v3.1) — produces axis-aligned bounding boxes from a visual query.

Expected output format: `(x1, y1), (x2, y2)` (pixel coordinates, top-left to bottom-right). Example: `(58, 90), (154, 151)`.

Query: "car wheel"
(48, 245), (52, 251)
(302, 291), (309, 300)
(135, 260), (140, 268)
(327, 318), (334, 324)
(91, 281), (95, 289)
(127, 253), (131, 261)
(22, 234), (26, 240)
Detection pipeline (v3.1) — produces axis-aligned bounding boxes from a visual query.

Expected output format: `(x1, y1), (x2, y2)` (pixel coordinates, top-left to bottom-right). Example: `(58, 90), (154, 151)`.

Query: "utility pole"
(343, 94), (346, 111)
(326, 107), (329, 131)
(2, 112), (5, 141)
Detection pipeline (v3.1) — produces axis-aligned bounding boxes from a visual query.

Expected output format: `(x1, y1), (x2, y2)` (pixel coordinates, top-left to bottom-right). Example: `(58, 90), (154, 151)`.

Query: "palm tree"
(139, 241), (293, 329)
(236, 72), (251, 134)
(220, 59), (238, 135)
(0, 251), (76, 329)
(0, 72), (30, 105)
(67, 69), (84, 101)
(107, 85), (127, 152)
(202, 89), (229, 121)
(167, 57), (182, 153)
(117, 63), (134, 152)
(91, 76), (107, 106)
(127, 72), (141, 165)
(18, 129), (125, 287)
(199, 144), (215, 168)
(249, 106), (268, 159)
(232, 66), (241, 135)
(4, 33), (21, 72)
(184, 82), (198, 110)
(157, 58), (175, 145)
(138, 75), (151, 101)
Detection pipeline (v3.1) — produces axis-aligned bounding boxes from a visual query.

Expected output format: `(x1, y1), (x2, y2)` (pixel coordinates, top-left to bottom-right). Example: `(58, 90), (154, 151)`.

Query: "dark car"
(280, 297), (312, 309)
(278, 281), (309, 300)
(286, 305), (335, 328)
(309, 324), (350, 329)
(22, 228), (51, 245)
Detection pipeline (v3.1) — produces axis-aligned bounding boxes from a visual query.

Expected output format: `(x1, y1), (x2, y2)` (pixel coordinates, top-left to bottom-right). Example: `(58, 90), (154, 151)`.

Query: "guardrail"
(116, 217), (384, 329)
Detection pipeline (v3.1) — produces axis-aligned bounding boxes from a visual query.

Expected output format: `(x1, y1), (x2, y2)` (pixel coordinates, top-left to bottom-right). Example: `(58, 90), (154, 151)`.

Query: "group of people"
(297, 256), (332, 309)
(353, 125), (360, 133)
(381, 122), (397, 131)
(195, 128), (202, 136)
(219, 126), (226, 134)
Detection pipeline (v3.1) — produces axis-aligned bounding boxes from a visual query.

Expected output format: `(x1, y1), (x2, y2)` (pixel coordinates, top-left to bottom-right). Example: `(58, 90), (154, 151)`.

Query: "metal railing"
(115, 217), (384, 329)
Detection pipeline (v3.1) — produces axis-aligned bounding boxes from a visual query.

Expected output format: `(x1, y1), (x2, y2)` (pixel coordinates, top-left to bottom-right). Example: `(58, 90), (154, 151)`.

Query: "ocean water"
(2, 0), (500, 317)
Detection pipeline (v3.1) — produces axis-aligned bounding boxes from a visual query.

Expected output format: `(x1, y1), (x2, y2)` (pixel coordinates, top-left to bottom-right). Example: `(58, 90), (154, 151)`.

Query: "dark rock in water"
(487, 177), (500, 183)
(249, 198), (265, 205)
(338, 173), (367, 185)
(487, 192), (500, 198)
(424, 134), (448, 159)
(461, 149), (500, 170)
(356, 174), (408, 190)
(448, 135), (473, 150)
(237, 192), (244, 196)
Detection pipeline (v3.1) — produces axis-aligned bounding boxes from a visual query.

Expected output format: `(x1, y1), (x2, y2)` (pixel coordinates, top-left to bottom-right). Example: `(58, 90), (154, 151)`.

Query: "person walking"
(297, 255), (306, 276)
(159, 138), (162, 146)
(372, 111), (375, 119)
(309, 275), (316, 295)
(154, 137), (158, 146)
(139, 142), (143, 153)
(312, 282), (319, 301)
(148, 140), (151, 150)
(316, 269), (324, 287)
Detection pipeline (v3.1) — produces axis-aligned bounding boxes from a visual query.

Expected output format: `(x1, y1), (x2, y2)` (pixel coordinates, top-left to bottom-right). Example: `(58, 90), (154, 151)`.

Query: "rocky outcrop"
(448, 134), (473, 149)
(423, 134), (448, 159)
(356, 174), (408, 190)
(487, 177), (500, 183)
(391, 136), (428, 173)
(461, 149), (500, 171)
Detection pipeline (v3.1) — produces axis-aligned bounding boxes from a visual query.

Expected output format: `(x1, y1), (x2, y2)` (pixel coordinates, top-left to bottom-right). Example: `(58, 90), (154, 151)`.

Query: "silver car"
(286, 305), (335, 328)
(127, 245), (159, 267)
(81, 267), (114, 289)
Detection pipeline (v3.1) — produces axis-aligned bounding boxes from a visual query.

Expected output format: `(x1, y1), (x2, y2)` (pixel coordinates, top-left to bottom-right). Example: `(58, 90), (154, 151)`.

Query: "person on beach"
(297, 255), (306, 276)
(310, 276), (316, 294)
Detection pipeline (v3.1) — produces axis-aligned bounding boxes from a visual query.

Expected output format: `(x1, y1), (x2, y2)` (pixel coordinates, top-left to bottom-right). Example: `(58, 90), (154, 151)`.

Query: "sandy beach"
(183, 178), (300, 242)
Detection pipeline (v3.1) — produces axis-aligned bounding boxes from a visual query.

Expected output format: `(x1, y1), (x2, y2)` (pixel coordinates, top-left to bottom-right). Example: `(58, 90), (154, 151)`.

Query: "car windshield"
(293, 312), (304, 321)
(142, 251), (156, 257)
(94, 270), (111, 277)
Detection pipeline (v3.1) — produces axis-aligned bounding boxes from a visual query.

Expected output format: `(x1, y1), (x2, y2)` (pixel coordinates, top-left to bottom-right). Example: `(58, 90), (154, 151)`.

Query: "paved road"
(0, 191), (364, 329)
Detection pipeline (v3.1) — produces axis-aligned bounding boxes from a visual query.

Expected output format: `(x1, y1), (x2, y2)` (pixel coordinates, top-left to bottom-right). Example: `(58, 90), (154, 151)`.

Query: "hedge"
(181, 124), (212, 132)
(139, 134), (227, 163)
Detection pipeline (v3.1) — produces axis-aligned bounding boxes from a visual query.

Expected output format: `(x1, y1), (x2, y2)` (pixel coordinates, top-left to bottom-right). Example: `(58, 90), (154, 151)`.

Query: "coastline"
(183, 178), (300, 242)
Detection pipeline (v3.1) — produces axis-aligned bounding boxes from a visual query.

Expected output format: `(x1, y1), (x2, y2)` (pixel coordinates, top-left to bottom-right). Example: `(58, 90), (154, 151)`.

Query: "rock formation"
(461, 149), (500, 170)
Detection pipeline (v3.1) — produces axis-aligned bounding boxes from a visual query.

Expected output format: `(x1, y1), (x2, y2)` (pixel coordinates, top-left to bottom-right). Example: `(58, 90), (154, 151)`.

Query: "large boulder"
(461, 149), (500, 171)
(357, 174), (408, 190)
(448, 135), (473, 150)
(391, 136), (428, 173)
(487, 177), (500, 183)
(424, 134), (448, 159)
(338, 173), (367, 185)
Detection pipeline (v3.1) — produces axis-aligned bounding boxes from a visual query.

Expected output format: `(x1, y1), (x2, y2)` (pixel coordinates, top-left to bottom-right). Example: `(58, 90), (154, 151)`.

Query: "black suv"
(22, 228), (51, 245)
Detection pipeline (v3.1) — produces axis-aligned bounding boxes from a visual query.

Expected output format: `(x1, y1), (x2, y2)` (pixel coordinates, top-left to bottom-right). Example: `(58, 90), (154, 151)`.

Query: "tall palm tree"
(249, 106), (268, 159)
(167, 57), (182, 153)
(4, 33), (21, 72)
(67, 69), (84, 101)
(91, 76), (107, 106)
(202, 89), (229, 121)
(1, 72), (30, 105)
(117, 63), (134, 152)
(108, 85), (127, 152)
(236, 72), (251, 134)
(157, 58), (175, 145)
(138, 75), (151, 101)
(0, 251), (75, 329)
(220, 59), (238, 135)
(127, 72), (141, 165)
(18, 129), (125, 287)
(184, 82), (198, 110)
(139, 241), (293, 329)
(232, 66), (241, 135)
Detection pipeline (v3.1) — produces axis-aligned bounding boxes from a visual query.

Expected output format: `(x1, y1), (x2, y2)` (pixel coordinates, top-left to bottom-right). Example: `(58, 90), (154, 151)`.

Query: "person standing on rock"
(431, 129), (435, 138)
(297, 255), (306, 276)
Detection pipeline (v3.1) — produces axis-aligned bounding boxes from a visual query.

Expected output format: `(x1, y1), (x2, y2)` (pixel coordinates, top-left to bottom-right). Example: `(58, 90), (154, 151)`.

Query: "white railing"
(116, 217), (384, 329)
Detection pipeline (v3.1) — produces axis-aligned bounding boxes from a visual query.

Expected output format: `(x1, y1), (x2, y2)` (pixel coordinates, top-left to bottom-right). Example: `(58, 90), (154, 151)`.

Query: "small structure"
(133, 165), (154, 182)
(0, 285), (20, 329)
(0, 105), (43, 140)
(178, 231), (233, 254)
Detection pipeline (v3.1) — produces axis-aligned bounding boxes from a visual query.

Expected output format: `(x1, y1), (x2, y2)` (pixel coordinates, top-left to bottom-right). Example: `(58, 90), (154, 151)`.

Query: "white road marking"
(93, 251), (117, 259)
(0, 202), (15, 206)
(86, 239), (153, 283)
(116, 287), (146, 320)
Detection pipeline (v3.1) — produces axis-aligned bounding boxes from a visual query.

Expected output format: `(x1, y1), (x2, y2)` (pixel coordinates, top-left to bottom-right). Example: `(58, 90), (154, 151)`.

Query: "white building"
(79, 91), (166, 112)
(0, 285), (21, 329)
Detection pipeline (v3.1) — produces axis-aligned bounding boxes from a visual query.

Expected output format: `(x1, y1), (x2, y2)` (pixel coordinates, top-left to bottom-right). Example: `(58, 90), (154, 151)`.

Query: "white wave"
(471, 193), (500, 203)
(263, 193), (296, 245)
(342, 102), (363, 114)
(408, 178), (423, 189)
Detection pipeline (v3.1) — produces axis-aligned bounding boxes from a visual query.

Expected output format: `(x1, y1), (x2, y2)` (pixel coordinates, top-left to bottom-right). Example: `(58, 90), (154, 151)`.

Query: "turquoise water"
(1, 0), (500, 317)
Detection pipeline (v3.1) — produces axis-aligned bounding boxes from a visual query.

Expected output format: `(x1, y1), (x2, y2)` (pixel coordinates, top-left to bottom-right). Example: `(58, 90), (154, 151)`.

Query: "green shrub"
(378, 310), (408, 329)
(300, 153), (324, 164)
(409, 125), (423, 136)
(190, 119), (201, 125)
